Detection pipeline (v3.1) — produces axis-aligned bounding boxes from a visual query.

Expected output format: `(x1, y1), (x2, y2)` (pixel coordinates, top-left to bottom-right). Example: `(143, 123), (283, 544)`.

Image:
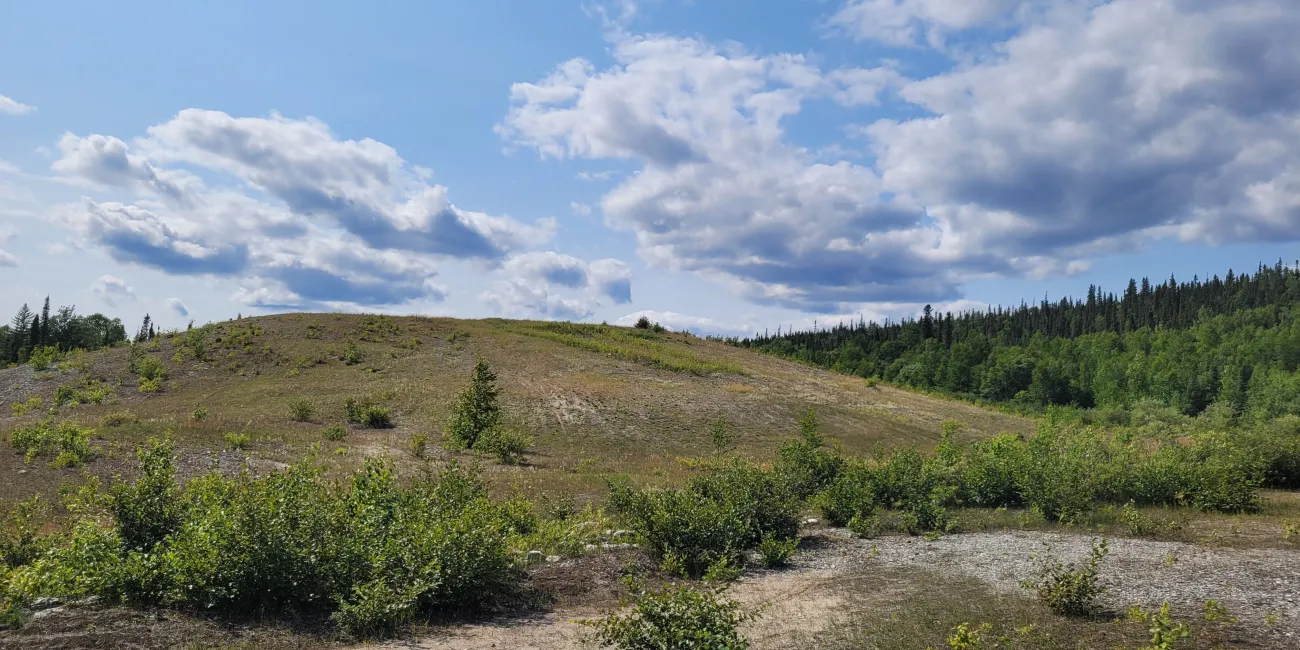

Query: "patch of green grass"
(510, 322), (744, 375)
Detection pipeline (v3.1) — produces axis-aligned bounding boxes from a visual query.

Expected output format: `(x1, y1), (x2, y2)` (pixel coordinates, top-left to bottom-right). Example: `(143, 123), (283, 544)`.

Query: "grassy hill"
(0, 313), (1032, 507)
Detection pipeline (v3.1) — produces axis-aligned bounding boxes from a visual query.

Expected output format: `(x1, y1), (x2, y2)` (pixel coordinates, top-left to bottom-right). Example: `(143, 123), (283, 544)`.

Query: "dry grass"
(0, 313), (1033, 509)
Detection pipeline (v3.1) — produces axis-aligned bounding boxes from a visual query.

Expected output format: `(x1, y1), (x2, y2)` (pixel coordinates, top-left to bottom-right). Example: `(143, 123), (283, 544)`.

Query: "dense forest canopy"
(735, 261), (1300, 421)
(1, 297), (128, 365)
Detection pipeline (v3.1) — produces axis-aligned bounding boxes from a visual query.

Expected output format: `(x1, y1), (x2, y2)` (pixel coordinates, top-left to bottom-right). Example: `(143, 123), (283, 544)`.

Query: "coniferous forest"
(736, 260), (1300, 420)
(0, 297), (128, 366)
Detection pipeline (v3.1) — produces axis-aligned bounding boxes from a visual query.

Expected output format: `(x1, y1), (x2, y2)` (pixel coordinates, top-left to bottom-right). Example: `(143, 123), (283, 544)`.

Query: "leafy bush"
(54, 380), (111, 406)
(324, 425), (348, 441)
(224, 432), (251, 450)
(341, 341), (362, 365)
(288, 398), (315, 422)
(580, 576), (761, 650)
(100, 411), (138, 427)
(138, 376), (163, 393)
(478, 427), (532, 465)
(445, 358), (502, 450)
(10, 397), (42, 416)
(28, 346), (64, 371)
(610, 460), (799, 578)
(5, 448), (518, 638)
(9, 420), (93, 466)
(345, 397), (393, 429)
(709, 419), (737, 452)
(774, 409), (844, 499)
(409, 431), (429, 458)
(633, 316), (652, 330)
(757, 534), (798, 568)
(1023, 538), (1109, 617)
(191, 406), (208, 421)
(133, 356), (166, 382)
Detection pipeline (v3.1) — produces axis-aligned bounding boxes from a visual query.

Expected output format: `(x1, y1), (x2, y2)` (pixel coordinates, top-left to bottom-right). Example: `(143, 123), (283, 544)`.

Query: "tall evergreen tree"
(39, 296), (50, 345)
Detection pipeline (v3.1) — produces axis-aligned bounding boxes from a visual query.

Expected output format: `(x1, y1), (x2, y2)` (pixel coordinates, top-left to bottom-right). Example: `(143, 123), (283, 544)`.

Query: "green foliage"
(27, 346), (63, 371)
(633, 316), (652, 330)
(324, 425), (348, 441)
(774, 409), (845, 499)
(10, 397), (43, 416)
(478, 426), (532, 465)
(1023, 539), (1109, 617)
(580, 576), (761, 650)
(408, 431), (429, 458)
(4, 449), (517, 638)
(133, 355), (166, 382)
(9, 420), (93, 466)
(137, 376), (163, 393)
(341, 340), (362, 365)
(609, 459), (799, 578)
(1128, 602), (1192, 650)
(445, 358), (502, 450)
(224, 432), (251, 450)
(344, 397), (393, 429)
(108, 438), (182, 553)
(191, 406), (208, 421)
(709, 419), (737, 452)
(1, 497), (47, 569)
(55, 379), (112, 406)
(757, 534), (798, 568)
(512, 322), (743, 375)
(287, 397), (315, 422)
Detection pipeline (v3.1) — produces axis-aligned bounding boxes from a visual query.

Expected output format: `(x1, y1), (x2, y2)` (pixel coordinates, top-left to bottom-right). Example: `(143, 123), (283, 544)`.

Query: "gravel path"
(822, 529), (1300, 636)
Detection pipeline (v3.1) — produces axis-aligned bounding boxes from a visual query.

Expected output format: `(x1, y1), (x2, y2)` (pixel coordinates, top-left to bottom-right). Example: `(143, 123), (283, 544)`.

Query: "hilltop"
(0, 313), (1032, 507)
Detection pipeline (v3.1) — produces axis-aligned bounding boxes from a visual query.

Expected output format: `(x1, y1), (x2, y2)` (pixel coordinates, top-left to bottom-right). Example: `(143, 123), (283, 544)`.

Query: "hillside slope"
(0, 314), (1032, 505)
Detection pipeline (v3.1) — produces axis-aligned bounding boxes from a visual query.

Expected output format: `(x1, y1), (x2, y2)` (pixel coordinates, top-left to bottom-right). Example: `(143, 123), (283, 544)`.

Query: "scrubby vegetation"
(0, 439), (522, 638)
(8, 420), (93, 467)
(581, 576), (761, 650)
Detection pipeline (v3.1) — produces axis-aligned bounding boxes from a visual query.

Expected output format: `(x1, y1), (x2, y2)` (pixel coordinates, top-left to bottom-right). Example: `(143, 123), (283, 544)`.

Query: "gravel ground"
(809, 528), (1300, 638)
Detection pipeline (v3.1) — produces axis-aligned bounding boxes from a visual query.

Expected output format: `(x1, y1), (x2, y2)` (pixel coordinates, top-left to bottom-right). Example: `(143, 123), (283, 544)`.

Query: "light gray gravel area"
(799, 528), (1300, 638)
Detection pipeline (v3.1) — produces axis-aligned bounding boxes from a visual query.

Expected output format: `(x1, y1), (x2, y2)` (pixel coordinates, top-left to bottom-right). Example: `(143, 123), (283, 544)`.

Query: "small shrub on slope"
(581, 576), (761, 650)
(446, 358), (502, 450)
(1023, 538), (1109, 617)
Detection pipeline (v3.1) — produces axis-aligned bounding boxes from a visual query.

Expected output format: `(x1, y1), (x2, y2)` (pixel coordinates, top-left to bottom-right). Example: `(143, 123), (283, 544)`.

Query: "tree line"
(734, 261), (1300, 420)
(1, 297), (129, 365)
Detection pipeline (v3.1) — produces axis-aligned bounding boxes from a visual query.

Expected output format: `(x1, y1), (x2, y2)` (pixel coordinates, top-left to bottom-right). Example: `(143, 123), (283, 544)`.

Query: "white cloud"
(0, 225), (17, 267)
(483, 251), (635, 318)
(45, 109), (560, 310)
(503, 1), (1300, 313)
(577, 170), (618, 181)
(167, 298), (189, 317)
(0, 95), (35, 115)
(91, 274), (137, 306)
(827, 0), (1027, 49)
(570, 201), (592, 215)
(0, 159), (17, 174)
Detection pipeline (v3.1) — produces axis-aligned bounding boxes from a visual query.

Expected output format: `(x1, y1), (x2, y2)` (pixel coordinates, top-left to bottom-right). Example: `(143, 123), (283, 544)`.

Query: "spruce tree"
(445, 357), (502, 450)
(39, 297), (50, 345)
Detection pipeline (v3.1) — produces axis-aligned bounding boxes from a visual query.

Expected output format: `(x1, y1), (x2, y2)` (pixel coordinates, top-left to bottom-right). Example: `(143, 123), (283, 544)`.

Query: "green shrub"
(773, 409), (844, 499)
(133, 356), (166, 382)
(288, 398), (315, 422)
(633, 316), (652, 330)
(108, 438), (182, 553)
(10, 450), (518, 638)
(100, 411), (138, 427)
(610, 459), (799, 578)
(445, 358), (502, 450)
(54, 380), (112, 406)
(709, 419), (737, 452)
(1023, 538), (1109, 617)
(1, 497), (48, 569)
(479, 427), (532, 465)
(191, 406), (208, 421)
(224, 432), (251, 450)
(138, 376), (163, 393)
(580, 576), (761, 650)
(9, 420), (94, 466)
(324, 425), (348, 441)
(757, 534), (798, 568)
(28, 346), (63, 371)
(409, 431), (429, 458)
(345, 397), (393, 429)
(341, 341), (362, 365)
(10, 397), (43, 416)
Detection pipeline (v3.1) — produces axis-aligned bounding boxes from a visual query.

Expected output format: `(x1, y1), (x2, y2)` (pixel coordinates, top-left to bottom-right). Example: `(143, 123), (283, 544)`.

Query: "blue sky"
(2, 0), (1298, 336)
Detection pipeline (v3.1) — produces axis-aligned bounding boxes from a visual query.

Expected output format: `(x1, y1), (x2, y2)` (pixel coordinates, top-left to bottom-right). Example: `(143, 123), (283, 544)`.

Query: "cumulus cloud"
(91, 274), (136, 306)
(167, 298), (189, 317)
(0, 95), (35, 115)
(570, 201), (592, 215)
(46, 110), (557, 310)
(827, 0), (1027, 49)
(483, 252), (634, 318)
(503, 1), (1300, 313)
(0, 226), (15, 267)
